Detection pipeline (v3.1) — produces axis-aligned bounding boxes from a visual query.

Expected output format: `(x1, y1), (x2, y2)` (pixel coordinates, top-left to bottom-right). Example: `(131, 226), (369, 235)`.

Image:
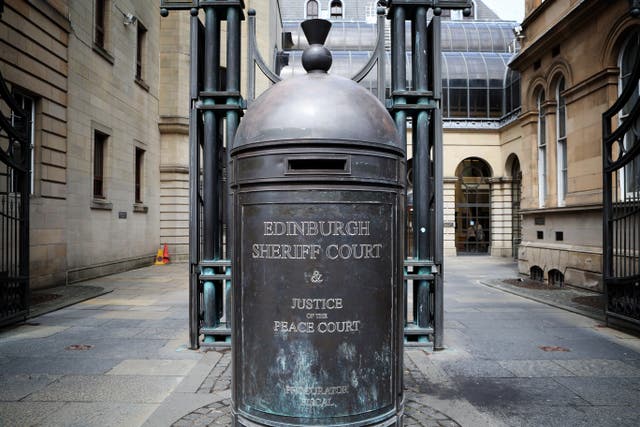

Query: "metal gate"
(161, 0), (472, 350)
(602, 25), (640, 331)
(0, 71), (31, 326)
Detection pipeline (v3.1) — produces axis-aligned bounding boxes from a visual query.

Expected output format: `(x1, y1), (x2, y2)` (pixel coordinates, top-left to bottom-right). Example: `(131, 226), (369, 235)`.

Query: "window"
(94, 0), (109, 49)
(306, 0), (318, 19)
(330, 1), (343, 18)
(136, 21), (147, 82)
(537, 90), (547, 207)
(505, 68), (521, 115)
(10, 92), (35, 194)
(441, 52), (510, 119)
(134, 148), (144, 203)
(556, 77), (567, 205)
(619, 30), (640, 197)
(93, 130), (108, 198)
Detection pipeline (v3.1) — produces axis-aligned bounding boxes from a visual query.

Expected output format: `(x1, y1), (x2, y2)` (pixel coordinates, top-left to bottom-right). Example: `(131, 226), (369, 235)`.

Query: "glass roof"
(279, 17), (521, 120)
(283, 20), (517, 53)
(441, 22), (516, 53)
(280, 51), (518, 118)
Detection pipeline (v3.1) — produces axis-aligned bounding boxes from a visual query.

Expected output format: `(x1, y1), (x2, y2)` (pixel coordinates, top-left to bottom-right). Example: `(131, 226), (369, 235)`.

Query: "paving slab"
(554, 359), (640, 377)
(497, 360), (575, 377)
(0, 374), (61, 400)
(107, 359), (198, 376)
(553, 376), (640, 406)
(0, 356), (122, 375)
(60, 325), (145, 339)
(93, 310), (170, 320)
(24, 375), (182, 403)
(0, 325), (69, 340)
(492, 404), (640, 427)
(37, 402), (158, 427)
(455, 377), (590, 408)
(0, 402), (66, 427)
(434, 359), (516, 378)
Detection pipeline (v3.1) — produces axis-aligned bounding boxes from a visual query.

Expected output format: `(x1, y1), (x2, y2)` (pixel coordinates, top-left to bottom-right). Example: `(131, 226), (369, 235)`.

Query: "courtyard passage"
(0, 257), (639, 426)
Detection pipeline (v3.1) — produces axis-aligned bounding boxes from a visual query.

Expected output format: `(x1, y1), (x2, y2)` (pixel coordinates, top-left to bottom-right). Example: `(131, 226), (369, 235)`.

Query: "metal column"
(161, 0), (244, 349)
(387, 0), (471, 348)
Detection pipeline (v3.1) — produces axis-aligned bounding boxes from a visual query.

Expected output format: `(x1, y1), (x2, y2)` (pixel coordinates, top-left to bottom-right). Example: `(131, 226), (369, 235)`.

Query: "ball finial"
(301, 19), (333, 73)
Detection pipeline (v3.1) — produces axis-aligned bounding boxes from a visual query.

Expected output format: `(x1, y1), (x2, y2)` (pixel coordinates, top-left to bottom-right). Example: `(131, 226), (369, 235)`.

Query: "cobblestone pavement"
(172, 350), (461, 426)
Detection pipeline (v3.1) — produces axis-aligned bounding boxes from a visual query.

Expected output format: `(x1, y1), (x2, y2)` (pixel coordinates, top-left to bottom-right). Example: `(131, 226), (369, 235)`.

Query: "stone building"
(512, 0), (639, 291)
(1, 0), (161, 291)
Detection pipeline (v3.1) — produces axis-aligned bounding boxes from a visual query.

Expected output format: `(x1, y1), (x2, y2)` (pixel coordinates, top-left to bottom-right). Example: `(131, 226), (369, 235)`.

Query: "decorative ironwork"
(602, 26), (640, 331)
(0, 70), (31, 326)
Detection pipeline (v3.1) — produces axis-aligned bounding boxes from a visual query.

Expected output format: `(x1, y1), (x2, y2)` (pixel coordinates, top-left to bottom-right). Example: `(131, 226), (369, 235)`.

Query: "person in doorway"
(475, 222), (485, 252)
(466, 220), (476, 252)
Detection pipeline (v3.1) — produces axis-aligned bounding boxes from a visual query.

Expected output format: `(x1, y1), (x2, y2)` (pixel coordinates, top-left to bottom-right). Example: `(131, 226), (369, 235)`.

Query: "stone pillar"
(443, 177), (457, 256)
(488, 177), (513, 257)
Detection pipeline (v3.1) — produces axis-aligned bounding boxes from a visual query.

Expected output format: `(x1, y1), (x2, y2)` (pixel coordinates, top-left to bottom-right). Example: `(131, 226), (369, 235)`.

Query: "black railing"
(602, 21), (640, 331)
(0, 70), (31, 326)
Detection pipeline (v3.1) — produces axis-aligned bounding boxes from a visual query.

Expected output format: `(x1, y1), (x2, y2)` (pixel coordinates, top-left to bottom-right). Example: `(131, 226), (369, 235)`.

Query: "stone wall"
(511, 0), (633, 290)
(1, 0), (70, 289)
(65, 0), (160, 281)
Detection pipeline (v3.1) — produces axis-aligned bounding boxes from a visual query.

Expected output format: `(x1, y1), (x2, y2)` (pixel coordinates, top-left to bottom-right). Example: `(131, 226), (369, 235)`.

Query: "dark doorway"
(455, 157), (491, 255)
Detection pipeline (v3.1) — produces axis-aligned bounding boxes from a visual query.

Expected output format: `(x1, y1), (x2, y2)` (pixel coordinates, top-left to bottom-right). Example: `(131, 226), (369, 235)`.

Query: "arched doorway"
(508, 155), (522, 259)
(455, 158), (492, 255)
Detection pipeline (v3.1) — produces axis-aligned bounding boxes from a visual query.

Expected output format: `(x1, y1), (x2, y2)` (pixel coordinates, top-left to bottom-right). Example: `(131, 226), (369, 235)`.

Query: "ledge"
(90, 198), (113, 210)
(135, 77), (150, 92)
(521, 203), (602, 215)
(92, 44), (114, 65)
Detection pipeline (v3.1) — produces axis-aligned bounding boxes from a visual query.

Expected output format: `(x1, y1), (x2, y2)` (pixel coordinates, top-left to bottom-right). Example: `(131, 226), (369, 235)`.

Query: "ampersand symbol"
(310, 270), (324, 284)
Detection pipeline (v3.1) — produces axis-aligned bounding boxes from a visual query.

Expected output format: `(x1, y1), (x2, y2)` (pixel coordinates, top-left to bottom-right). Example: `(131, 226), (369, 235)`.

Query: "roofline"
(510, 0), (601, 70)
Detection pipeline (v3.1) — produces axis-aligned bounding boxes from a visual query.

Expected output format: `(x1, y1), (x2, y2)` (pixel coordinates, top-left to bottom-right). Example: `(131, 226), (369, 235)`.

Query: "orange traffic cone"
(162, 243), (170, 264)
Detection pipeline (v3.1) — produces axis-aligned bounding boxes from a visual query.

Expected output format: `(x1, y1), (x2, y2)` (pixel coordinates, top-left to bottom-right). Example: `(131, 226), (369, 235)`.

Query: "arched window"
(330, 0), (343, 19)
(306, 0), (318, 19)
(537, 90), (547, 207)
(619, 29), (640, 197)
(556, 77), (567, 205)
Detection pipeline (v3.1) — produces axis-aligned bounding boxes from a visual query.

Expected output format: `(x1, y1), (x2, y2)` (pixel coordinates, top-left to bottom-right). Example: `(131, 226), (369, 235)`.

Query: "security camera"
(124, 13), (137, 26)
(512, 25), (524, 38)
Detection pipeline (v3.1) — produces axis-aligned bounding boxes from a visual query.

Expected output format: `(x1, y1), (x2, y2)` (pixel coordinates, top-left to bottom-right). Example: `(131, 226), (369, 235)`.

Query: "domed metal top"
(234, 73), (400, 148)
(234, 18), (400, 150)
